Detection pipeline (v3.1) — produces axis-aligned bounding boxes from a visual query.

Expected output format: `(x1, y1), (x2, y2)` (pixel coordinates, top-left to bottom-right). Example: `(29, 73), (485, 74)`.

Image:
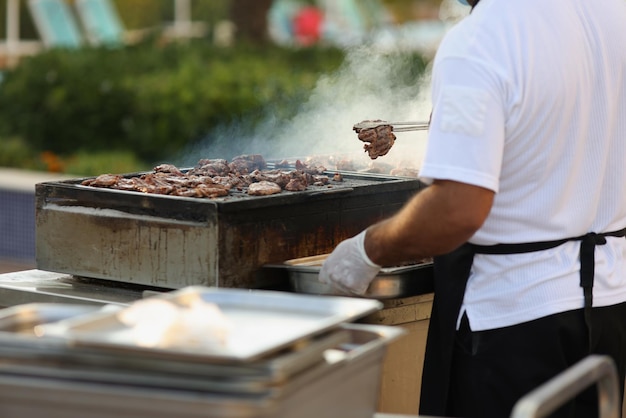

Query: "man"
(319, 0), (626, 416)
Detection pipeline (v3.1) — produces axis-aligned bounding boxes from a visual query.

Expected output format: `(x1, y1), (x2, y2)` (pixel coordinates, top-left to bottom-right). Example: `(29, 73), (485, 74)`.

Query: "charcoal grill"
(0, 162), (438, 417)
(35, 166), (426, 290)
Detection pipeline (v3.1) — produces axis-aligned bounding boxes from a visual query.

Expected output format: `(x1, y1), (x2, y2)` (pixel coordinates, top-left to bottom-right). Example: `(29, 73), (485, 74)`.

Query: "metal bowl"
(274, 254), (434, 299)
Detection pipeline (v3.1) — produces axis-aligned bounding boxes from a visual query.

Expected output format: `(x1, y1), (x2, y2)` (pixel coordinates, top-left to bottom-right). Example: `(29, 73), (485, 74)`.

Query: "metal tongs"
(353, 120), (430, 132)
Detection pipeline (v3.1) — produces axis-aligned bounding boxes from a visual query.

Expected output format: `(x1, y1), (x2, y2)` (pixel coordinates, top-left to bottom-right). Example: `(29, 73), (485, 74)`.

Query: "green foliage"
(0, 137), (37, 169)
(113, 0), (230, 30)
(0, 48), (136, 156)
(63, 150), (151, 176)
(0, 135), (148, 176)
(0, 42), (346, 166)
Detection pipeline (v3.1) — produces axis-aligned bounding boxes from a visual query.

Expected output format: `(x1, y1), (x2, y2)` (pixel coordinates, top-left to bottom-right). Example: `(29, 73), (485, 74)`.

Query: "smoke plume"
(176, 45), (434, 170)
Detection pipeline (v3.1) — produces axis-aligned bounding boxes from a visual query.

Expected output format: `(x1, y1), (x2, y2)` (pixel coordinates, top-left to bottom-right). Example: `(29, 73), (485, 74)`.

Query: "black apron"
(418, 228), (626, 416)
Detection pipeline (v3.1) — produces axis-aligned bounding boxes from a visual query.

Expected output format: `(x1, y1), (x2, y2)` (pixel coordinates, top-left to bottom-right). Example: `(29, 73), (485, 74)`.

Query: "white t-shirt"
(418, 0), (626, 331)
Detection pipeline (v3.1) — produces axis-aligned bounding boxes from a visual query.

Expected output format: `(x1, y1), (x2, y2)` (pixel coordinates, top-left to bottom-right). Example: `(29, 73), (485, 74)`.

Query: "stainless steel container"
(0, 324), (399, 418)
(0, 294), (403, 418)
(266, 254), (434, 299)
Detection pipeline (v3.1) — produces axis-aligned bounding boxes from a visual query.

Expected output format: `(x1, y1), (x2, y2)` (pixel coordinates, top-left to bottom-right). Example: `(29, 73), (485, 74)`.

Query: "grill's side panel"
(35, 184), (219, 288)
(219, 187), (414, 289)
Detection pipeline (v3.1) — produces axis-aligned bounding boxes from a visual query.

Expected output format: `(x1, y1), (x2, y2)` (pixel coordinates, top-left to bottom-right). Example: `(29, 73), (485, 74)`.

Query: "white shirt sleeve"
(418, 55), (507, 193)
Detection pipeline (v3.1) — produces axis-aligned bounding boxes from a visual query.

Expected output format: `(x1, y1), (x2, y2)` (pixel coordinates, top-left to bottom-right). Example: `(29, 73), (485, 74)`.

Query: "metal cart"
(511, 354), (621, 418)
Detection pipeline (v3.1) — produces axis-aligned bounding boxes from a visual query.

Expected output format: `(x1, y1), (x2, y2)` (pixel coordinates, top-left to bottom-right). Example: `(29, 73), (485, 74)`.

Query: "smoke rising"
(176, 45), (434, 170)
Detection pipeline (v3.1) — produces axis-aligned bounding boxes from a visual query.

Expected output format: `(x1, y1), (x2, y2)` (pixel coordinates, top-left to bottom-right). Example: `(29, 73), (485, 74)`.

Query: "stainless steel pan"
(266, 254), (434, 299)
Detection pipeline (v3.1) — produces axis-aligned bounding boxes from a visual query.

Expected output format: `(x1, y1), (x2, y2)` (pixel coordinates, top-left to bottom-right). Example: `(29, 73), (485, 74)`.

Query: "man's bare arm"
(365, 180), (495, 266)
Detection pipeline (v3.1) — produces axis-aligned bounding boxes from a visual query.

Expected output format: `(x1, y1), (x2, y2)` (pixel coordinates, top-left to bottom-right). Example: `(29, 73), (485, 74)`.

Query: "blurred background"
(0, 0), (468, 272)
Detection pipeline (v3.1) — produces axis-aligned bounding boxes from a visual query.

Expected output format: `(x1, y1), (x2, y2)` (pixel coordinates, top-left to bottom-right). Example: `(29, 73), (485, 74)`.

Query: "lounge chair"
(27, 0), (83, 49)
(74, 0), (125, 47)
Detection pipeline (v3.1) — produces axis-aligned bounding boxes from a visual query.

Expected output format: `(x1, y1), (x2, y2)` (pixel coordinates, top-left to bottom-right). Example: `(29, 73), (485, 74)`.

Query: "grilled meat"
(249, 169), (293, 188)
(188, 159), (230, 177)
(390, 167), (420, 178)
(357, 123), (396, 160)
(228, 154), (267, 174)
(285, 177), (308, 191)
(312, 175), (330, 186)
(248, 181), (282, 196)
(172, 183), (229, 198)
(295, 159), (325, 175)
(87, 174), (123, 187)
(154, 164), (184, 176)
(80, 156), (334, 199)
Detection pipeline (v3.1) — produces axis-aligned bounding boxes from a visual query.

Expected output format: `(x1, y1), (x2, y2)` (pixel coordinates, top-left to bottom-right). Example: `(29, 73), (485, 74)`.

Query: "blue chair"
(27, 0), (83, 49)
(267, 0), (300, 46)
(74, 0), (125, 47)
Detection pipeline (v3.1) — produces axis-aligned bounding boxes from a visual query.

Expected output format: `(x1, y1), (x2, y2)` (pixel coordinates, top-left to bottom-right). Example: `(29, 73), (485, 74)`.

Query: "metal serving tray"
(0, 324), (404, 418)
(0, 302), (351, 395)
(0, 303), (104, 334)
(0, 330), (350, 396)
(36, 287), (382, 363)
(266, 254), (434, 299)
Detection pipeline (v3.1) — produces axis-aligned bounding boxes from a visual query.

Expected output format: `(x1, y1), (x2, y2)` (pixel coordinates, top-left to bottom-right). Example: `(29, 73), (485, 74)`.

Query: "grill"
(35, 167), (426, 290)
(3, 162), (432, 417)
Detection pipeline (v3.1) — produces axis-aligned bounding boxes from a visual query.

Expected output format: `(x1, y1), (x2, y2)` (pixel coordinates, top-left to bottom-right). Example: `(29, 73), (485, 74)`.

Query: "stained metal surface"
(0, 270), (144, 308)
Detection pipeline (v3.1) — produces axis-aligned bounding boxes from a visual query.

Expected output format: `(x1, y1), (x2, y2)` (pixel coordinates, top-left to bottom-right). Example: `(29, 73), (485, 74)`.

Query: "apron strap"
(578, 230), (626, 346)
(420, 243), (476, 416)
(473, 228), (626, 345)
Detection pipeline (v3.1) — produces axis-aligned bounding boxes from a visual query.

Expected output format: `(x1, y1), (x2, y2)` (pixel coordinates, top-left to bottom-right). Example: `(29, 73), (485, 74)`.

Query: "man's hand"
(319, 230), (381, 296)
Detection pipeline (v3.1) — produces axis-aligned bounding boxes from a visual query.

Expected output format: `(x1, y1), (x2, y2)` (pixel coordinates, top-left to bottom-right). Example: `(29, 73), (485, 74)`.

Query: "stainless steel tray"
(0, 330), (350, 396)
(0, 302), (352, 395)
(0, 323), (405, 418)
(0, 303), (105, 334)
(36, 287), (382, 363)
(267, 254), (434, 299)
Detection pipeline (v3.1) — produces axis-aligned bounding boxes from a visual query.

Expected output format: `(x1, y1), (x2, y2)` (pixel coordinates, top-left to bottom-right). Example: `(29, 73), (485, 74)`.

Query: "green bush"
(0, 137), (37, 169)
(0, 136), (149, 176)
(63, 150), (151, 176)
(0, 48), (137, 156)
(0, 42), (346, 165)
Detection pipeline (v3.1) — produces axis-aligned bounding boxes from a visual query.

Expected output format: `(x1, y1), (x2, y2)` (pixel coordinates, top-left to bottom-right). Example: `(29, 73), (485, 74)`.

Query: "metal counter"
(0, 270), (145, 308)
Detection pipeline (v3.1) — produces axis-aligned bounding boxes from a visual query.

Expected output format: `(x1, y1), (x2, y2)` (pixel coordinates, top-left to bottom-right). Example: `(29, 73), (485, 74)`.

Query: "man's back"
(420, 0), (626, 330)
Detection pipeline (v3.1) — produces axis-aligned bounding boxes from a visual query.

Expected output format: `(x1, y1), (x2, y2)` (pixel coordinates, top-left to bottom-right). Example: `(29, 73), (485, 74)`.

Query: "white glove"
(319, 230), (381, 296)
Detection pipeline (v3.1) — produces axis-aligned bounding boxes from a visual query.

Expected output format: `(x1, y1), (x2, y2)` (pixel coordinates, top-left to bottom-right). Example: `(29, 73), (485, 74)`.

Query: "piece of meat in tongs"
(353, 120), (429, 160)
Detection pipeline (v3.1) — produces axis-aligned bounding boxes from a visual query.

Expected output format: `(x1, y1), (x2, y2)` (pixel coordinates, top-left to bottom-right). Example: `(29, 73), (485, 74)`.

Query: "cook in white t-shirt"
(320, 0), (626, 416)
